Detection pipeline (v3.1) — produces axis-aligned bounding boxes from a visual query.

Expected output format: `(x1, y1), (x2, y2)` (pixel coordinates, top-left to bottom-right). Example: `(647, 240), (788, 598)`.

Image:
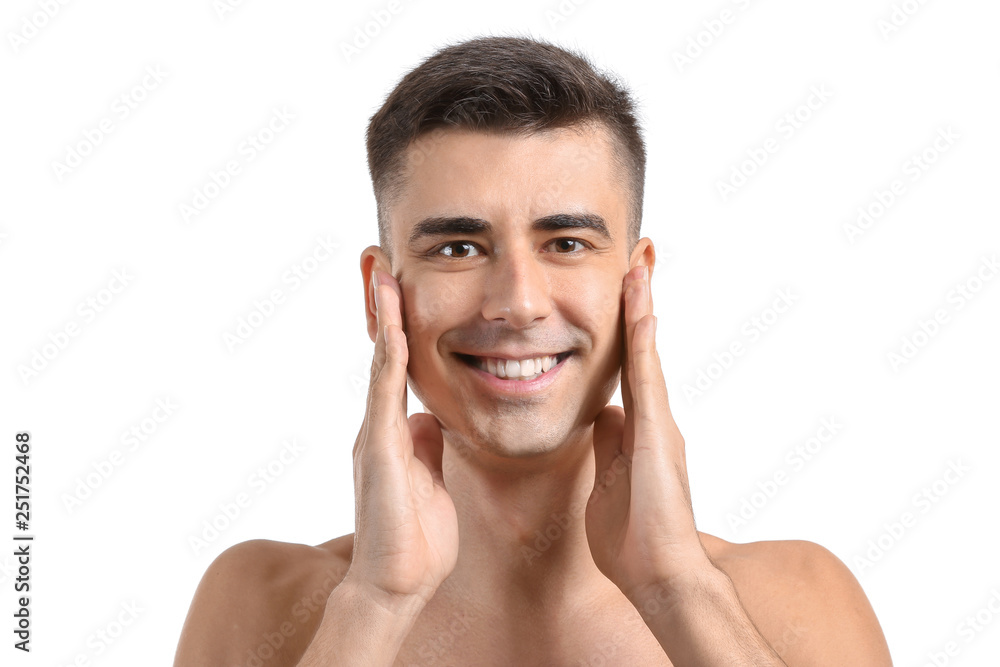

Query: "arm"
(172, 541), (429, 667)
(175, 265), (457, 666)
(625, 564), (785, 666)
(735, 540), (894, 666)
(173, 539), (316, 666)
(295, 266), (457, 665)
(587, 263), (783, 665)
(585, 262), (891, 665)
(296, 578), (427, 666)
(625, 540), (893, 666)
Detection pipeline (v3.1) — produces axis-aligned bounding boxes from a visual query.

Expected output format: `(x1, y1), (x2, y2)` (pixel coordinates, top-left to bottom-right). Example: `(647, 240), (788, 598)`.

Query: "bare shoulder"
(173, 534), (353, 667)
(699, 532), (894, 665)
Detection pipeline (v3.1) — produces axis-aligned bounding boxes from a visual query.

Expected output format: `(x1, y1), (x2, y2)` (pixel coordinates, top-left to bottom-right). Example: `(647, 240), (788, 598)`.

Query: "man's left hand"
(585, 264), (713, 602)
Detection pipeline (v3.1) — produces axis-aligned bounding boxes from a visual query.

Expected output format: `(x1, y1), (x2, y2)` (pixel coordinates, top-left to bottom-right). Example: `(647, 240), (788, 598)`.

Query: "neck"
(434, 423), (620, 616)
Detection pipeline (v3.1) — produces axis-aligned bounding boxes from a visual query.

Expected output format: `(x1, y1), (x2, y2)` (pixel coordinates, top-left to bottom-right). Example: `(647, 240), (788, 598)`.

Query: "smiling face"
(363, 124), (654, 458)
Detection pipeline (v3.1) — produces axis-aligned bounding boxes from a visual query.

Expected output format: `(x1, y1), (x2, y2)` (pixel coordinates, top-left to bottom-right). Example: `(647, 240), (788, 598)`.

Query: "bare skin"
(174, 125), (893, 666)
(175, 532), (890, 665)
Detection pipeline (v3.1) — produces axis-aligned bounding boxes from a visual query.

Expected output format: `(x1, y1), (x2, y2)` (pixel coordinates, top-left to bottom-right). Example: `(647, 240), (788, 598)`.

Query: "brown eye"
(549, 239), (586, 253)
(438, 242), (481, 258)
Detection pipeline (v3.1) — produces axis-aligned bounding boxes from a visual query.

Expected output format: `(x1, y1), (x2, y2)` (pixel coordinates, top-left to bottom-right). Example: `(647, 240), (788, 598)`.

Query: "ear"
(628, 237), (656, 279)
(360, 245), (392, 343)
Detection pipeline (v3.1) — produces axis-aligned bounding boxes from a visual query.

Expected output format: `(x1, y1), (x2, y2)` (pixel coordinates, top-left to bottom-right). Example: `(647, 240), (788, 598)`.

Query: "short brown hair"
(365, 35), (646, 260)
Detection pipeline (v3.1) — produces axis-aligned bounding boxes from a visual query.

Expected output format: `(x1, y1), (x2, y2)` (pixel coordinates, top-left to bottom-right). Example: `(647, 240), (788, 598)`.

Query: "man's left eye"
(547, 239), (587, 253)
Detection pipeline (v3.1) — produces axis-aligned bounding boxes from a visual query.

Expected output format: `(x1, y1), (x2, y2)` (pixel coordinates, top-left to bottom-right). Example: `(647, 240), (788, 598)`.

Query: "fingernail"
(372, 270), (381, 310)
(642, 266), (649, 282)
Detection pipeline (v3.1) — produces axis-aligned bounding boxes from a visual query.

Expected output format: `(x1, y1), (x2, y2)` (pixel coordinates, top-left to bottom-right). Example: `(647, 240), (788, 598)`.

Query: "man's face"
(369, 124), (653, 457)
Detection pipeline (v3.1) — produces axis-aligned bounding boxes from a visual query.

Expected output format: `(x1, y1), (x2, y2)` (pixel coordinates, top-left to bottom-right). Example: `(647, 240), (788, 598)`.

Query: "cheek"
(593, 288), (624, 363)
(553, 275), (622, 344)
(402, 275), (476, 336)
(402, 276), (481, 389)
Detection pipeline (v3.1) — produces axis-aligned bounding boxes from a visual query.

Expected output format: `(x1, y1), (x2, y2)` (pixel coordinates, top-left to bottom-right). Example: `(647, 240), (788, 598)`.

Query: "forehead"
(389, 125), (629, 249)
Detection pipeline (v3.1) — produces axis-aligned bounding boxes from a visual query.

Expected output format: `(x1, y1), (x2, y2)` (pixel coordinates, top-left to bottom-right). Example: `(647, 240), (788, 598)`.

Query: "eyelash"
(431, 238), (591, 259)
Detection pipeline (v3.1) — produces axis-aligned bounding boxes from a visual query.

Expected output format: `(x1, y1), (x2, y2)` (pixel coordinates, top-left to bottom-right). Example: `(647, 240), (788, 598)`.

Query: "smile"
(456, 352), (573, 382)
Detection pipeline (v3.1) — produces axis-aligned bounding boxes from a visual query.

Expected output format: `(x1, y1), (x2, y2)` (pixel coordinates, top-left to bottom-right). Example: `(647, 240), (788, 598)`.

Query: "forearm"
(296, 578), (427, 666)
(628, 566), (786, 667)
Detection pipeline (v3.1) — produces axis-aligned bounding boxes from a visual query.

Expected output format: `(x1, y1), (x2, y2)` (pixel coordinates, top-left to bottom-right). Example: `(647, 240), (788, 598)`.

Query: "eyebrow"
(408, 213), (613, 247)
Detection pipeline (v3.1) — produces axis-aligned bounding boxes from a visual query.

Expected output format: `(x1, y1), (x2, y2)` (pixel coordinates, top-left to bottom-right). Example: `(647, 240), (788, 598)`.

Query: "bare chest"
(392, 600), (673, 667)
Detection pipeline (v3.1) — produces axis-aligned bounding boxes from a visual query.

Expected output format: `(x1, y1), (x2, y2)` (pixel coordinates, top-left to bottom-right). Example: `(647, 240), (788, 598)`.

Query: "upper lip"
(458, 350), (570, 361)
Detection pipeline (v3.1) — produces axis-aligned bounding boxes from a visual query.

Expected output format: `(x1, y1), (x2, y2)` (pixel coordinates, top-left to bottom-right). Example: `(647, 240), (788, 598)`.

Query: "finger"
(370, 270), (397, 369)
(359, 271), (384, 458)
(627, 277), (683, 457)
(359, 272), (385, 460)
(359, 270), (408, 466)
(369, 271), (405, 388)
(366, 309), (410, 455)
(625, 264), (666, 419)
(620, 266), (647, 417)
(385, 271), (406, 329)
(630, 313), (666, 432)
(373, 270), (408, 415)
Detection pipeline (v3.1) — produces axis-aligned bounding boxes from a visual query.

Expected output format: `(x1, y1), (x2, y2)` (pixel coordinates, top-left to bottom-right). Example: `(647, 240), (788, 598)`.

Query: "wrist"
(336, 574), (431, 622)
(624, 561), (729, 621)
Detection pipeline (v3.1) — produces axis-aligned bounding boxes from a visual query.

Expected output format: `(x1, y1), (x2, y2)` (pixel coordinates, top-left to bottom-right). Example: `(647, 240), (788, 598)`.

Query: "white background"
(1, 0), (998, 664)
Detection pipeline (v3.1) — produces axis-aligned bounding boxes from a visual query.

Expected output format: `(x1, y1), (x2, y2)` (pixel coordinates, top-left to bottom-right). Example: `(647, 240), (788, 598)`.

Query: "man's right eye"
(435, 241), (482, 259)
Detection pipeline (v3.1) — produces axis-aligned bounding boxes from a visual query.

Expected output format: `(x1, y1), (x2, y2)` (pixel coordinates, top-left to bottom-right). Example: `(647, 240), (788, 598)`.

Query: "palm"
(585, 265), (703, 598)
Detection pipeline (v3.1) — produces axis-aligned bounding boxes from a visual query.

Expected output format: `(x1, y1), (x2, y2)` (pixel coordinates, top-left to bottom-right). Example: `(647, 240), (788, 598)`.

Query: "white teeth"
(471, 354), (563, 381)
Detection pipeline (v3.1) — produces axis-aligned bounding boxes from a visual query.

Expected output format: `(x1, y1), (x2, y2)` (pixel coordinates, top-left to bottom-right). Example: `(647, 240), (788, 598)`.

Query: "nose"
(480, 243), (553, 328)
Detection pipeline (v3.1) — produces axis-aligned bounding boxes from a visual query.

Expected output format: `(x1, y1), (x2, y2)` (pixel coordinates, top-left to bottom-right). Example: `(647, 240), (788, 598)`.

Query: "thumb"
(409, 412), (445, 486)
(592, 405), (627, 493)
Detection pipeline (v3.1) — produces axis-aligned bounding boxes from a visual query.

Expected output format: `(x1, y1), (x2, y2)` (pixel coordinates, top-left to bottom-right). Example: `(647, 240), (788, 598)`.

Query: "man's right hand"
(345, 269), (459, 611)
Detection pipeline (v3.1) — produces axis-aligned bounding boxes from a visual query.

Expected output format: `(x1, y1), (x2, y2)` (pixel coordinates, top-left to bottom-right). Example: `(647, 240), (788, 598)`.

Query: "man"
(174, 36), (893, 665)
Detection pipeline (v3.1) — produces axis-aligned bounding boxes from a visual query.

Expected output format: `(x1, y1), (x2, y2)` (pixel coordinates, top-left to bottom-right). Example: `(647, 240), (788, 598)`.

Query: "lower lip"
(460, 355), (569, 395)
